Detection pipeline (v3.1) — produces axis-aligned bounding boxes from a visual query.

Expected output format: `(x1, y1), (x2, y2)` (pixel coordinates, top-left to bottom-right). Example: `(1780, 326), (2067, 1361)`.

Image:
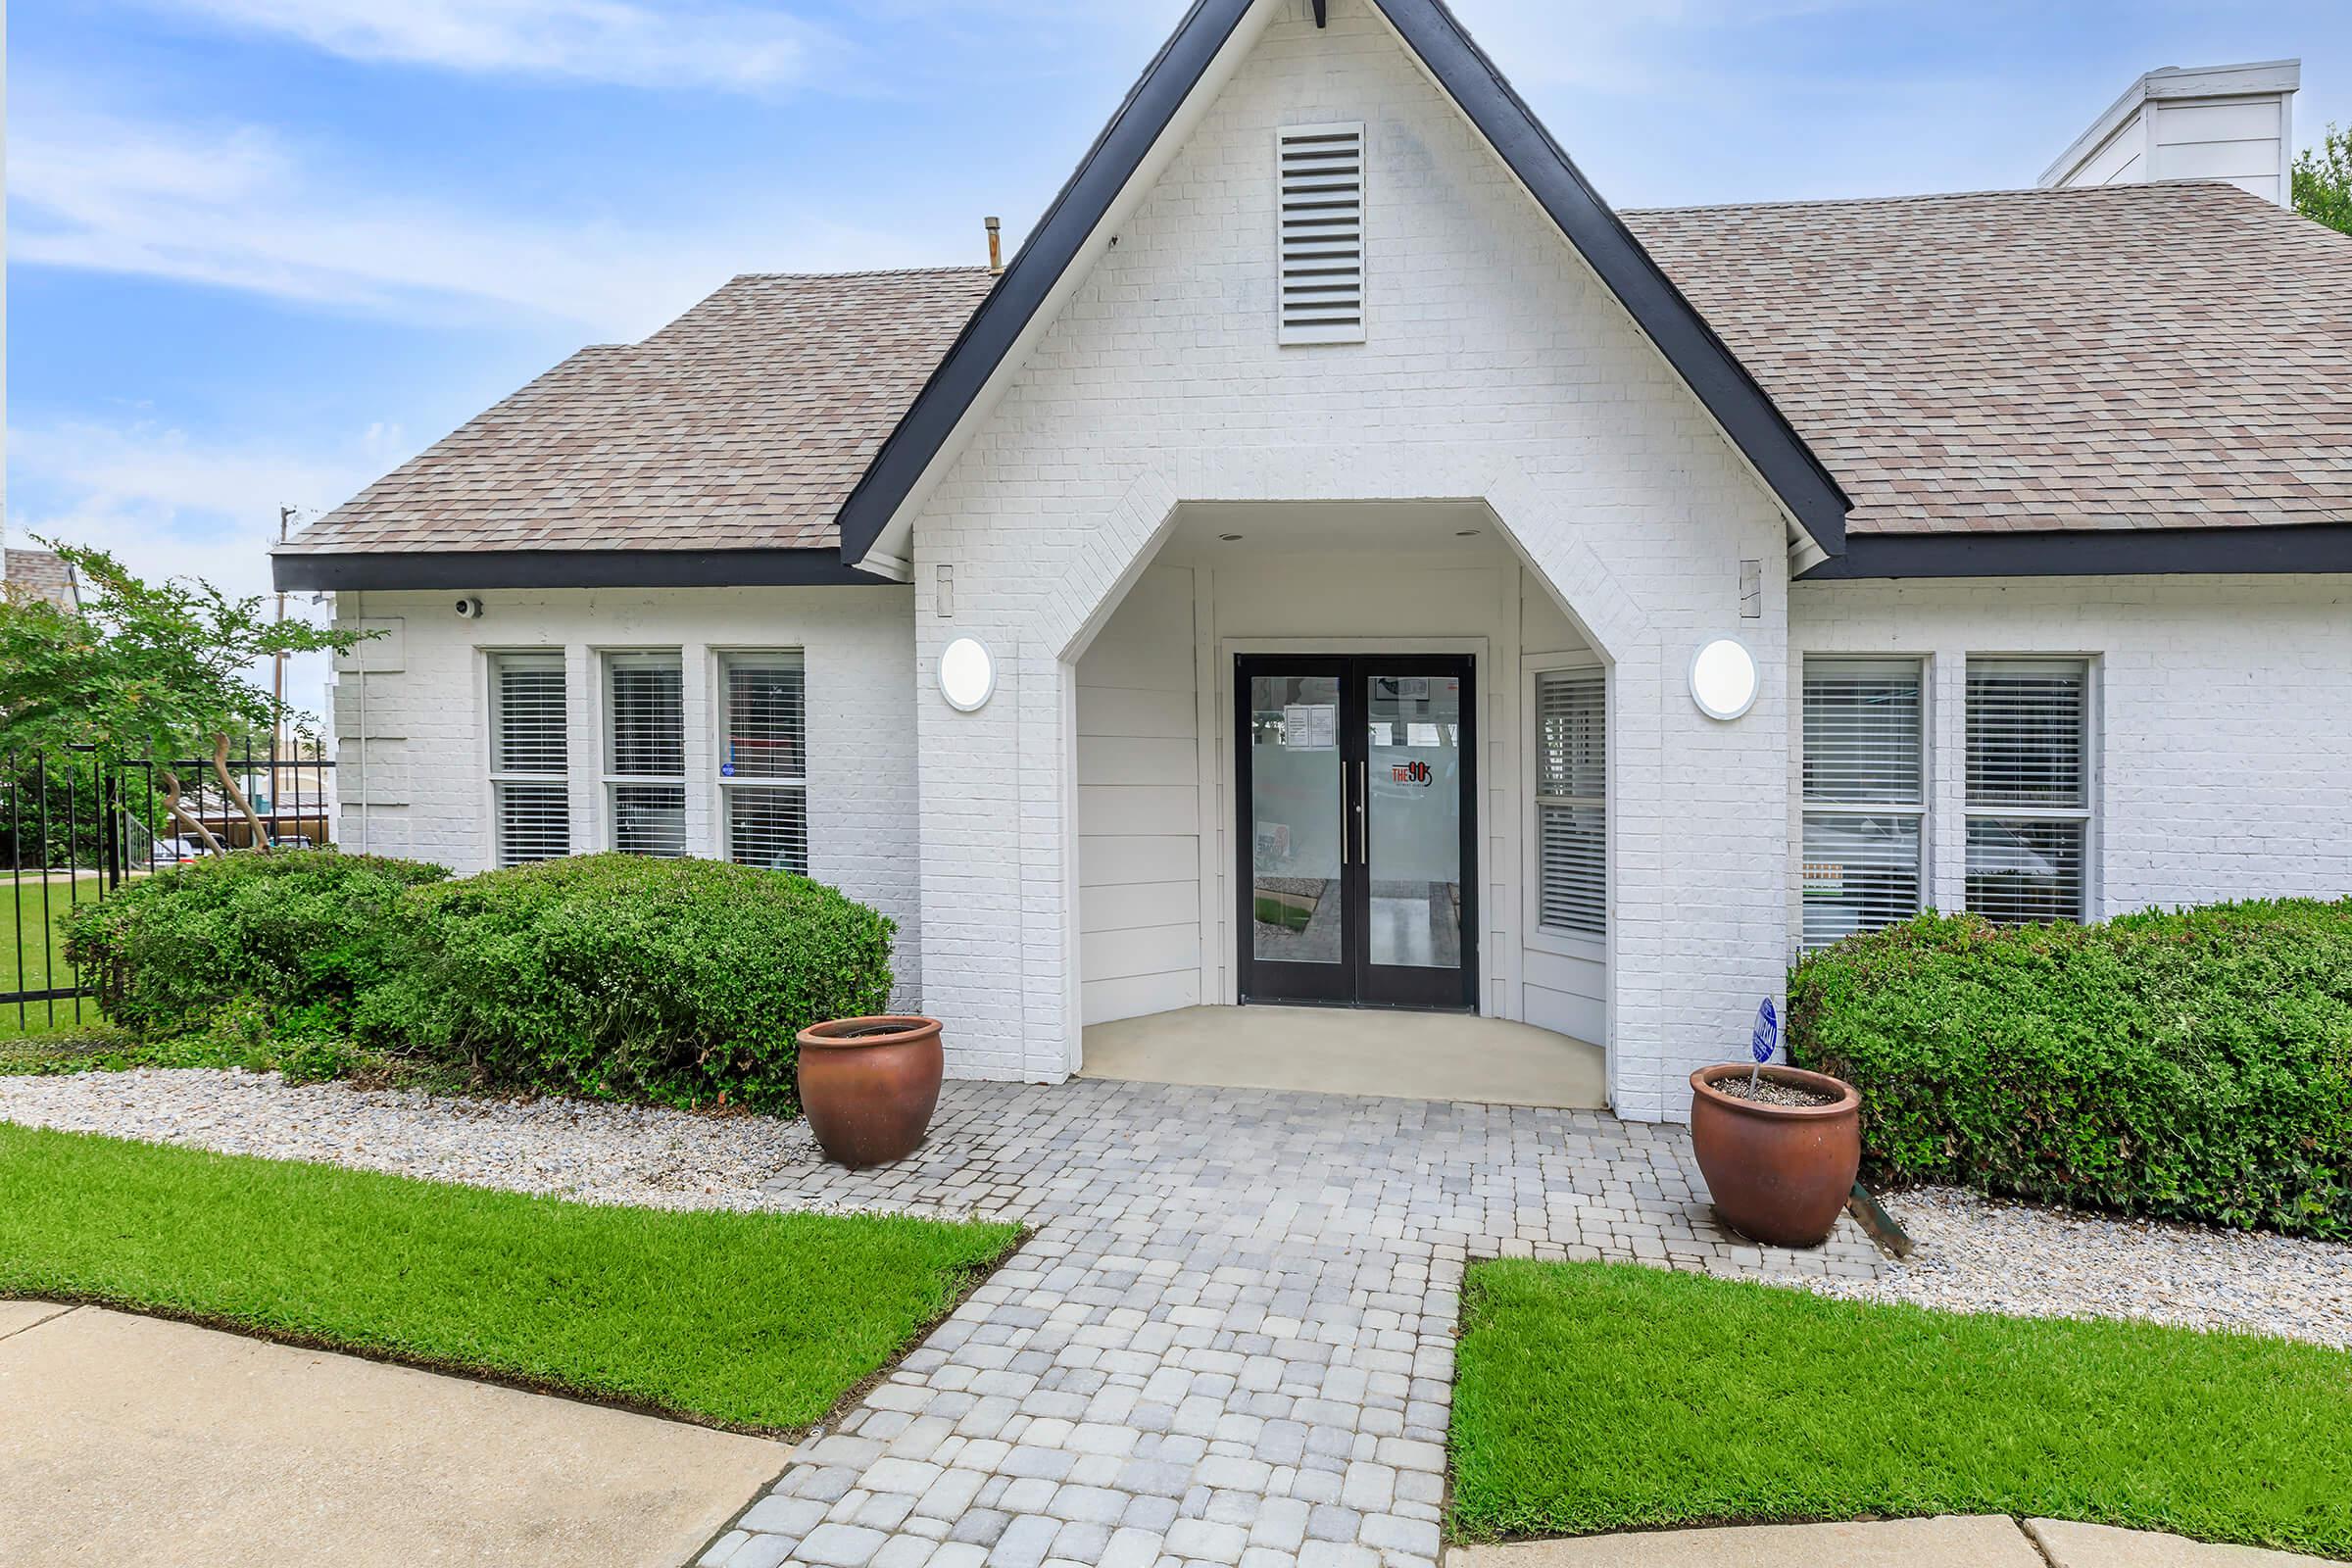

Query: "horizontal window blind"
(1800, 658), (1924, 950)
(489, 653), (568, 867)
(495, 784), (569, 866)
(605, 652), (686, 858)
(1967, 659), (2089, 924)
(1278, 123), (1365, 345)
(721, 652), (808, 875)
(1535, 669), (1604, 939)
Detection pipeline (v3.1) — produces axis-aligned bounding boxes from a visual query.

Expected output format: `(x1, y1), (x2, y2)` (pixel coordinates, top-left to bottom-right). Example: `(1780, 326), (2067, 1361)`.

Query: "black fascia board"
(833, 0), (1254, 566)
(831, 0), (1851, 567)
(271, 548), (899, 593)
(1375, 0), (1849, 555)
(1797, 523), (2352, 580)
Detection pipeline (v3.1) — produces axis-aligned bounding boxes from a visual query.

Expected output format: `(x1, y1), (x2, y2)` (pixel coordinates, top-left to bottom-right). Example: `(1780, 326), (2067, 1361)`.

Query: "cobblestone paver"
(696, 1079), (1884, 1568)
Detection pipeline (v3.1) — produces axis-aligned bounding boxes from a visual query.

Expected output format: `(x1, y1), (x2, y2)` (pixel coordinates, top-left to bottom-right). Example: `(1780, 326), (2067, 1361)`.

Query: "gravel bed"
(5, 1069), (2348, 1349)
(1791, 1184), (2352, 1350)
(0, 1067), (869, 1215)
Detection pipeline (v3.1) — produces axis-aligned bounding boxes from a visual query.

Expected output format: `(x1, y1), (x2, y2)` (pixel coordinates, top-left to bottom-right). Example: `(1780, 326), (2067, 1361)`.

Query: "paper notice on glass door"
(1283, 703), (1337, 750)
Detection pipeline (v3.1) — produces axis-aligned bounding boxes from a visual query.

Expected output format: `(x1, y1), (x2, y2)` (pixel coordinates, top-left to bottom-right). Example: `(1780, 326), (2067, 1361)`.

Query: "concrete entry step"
(1080, 1003), (1606, 1108)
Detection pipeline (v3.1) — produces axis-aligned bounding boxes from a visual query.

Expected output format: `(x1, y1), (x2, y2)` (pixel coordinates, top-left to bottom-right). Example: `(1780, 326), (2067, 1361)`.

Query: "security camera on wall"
(453, 597), (485, 620)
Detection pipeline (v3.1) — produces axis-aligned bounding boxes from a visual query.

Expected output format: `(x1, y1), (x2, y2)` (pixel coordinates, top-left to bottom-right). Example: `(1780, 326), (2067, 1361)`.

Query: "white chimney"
(2041, 59), (2301, 207)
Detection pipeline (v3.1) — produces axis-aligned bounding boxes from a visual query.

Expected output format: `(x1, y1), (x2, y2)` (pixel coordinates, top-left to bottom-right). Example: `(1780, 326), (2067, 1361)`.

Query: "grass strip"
(1450, 1258), (2352, 1558)
(0, 1120), (1018, 1433)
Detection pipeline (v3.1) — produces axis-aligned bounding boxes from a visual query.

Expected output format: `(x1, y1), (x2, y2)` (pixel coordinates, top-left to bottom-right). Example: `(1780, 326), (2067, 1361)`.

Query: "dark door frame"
(1233, 654), (1480, 1011)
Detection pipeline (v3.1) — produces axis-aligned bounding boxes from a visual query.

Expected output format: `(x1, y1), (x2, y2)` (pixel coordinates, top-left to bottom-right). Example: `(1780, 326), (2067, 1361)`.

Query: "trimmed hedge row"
(66, 850), (452, 1038)
(67, 851), (895, 1113)
(1788, 903), (2352, 1239)
(357, 855), (893, 1113)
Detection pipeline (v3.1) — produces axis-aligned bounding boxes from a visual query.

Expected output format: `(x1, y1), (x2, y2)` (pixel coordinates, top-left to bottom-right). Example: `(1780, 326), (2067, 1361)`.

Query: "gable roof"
(829, 0), (1850, 571)
(275, 268), (994, 589)
(1626, 182), (2352, 577)
(3, 547), (79, 612)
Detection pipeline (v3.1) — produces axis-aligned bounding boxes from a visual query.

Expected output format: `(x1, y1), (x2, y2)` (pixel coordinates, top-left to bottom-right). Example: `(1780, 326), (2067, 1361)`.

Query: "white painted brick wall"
(1791, 574), (2352, 934)
(907, 0), (1793, 1115)
(328, 586), (924, 1005)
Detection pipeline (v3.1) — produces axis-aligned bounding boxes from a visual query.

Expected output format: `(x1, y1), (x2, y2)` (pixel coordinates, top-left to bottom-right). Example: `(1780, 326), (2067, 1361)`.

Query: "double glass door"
(1237, 655), (1478, 1009)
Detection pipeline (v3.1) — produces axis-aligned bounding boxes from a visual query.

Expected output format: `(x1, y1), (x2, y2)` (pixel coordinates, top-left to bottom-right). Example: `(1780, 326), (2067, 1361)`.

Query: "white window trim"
(1962, 654), (2099, 923)
(711, 647), (810, 874)
(1523, 659), (1605, 962)
(599, 648), (688, 857)
(1798, 654), (1930, 950)
(484, 648), (571, 868)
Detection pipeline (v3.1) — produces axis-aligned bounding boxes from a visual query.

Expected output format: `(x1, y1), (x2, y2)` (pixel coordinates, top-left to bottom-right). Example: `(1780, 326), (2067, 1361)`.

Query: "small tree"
(0, 541), (368, 854)
(2293, 123), (2352, 237)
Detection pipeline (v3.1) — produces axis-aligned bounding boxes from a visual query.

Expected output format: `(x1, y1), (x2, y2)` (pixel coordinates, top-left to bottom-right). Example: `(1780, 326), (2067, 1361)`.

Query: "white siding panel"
(1083, 969), (1201, 1026)
(1083, 834), (1200, 887)
(1525, 982), (1604, 1045)
(1082, 879), (1200, 932)
(1077, 687), (1197, 738)
(1077, 734), (1198, 787)
(1075, 565), (1204, 1023)
(1081, 921), (1201, 981)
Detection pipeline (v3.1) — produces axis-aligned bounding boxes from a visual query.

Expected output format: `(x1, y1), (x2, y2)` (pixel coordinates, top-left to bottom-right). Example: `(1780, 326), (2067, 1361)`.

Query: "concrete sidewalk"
(0, 1301), (786, 1568)
(1450, 1515), (2340, 1567)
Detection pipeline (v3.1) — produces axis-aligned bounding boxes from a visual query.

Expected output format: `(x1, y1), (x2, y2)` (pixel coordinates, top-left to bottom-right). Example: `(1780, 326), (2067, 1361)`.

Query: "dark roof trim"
(835, 0), (1849, 566)
(1378, 0), (1847, 554)
(272, 549), (898, 593)
(1797, 523), (2352, 581)
(834, 0), (1252, 567)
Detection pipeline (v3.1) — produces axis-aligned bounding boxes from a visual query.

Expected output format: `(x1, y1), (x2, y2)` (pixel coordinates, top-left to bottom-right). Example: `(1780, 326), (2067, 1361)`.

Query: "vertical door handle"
(1353, 760), (1367, 866)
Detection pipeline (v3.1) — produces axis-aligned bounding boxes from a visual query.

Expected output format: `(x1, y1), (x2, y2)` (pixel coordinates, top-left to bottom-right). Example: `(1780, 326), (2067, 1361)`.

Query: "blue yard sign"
(1751, 998), (1779, 1064)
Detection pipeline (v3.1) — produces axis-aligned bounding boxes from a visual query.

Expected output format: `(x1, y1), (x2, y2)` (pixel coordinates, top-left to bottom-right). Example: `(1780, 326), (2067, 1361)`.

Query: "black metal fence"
(4, 744), (337, 1031)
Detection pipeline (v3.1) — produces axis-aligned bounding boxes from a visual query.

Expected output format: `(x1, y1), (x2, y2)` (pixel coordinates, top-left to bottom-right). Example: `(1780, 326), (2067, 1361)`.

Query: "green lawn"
(1450, 1259), (2352, 1559)
(0, 1121), (1020, 1432)
(3, 877), (105, 1040)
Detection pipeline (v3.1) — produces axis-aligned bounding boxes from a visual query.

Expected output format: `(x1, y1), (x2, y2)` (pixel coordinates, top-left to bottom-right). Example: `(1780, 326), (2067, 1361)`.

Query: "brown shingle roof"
(279, 267), (996, 557)
(1623, 181), (2352, 535)
(284, 182), (2352, 561)
(3, 547), (79, 612)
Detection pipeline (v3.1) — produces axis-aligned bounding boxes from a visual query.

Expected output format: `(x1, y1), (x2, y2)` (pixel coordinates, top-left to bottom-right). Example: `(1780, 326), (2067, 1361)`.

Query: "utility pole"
(270, 506), (294, 844)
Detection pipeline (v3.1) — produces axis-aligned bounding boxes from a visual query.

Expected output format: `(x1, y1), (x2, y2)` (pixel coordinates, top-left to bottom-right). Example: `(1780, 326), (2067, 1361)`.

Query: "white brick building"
(276, 0), (2352, 1122)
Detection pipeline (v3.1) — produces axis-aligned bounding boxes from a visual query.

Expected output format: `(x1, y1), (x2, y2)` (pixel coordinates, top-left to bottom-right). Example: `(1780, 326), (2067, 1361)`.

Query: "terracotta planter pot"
(1688, 1063), (1861, 1249)
(796, 1015), (944, 1169)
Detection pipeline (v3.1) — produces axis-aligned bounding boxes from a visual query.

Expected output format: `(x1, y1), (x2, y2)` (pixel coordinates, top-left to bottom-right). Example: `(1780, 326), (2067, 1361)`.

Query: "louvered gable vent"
(1278, 122), (1366, 344)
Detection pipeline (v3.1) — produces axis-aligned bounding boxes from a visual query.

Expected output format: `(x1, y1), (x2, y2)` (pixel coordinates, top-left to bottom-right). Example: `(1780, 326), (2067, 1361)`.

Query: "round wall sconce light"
(938, 636), (996, 712)
(1689, 637), (1759, 721)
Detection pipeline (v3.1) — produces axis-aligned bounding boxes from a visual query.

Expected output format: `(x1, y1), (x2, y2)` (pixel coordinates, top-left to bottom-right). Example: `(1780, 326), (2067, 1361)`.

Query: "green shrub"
(64, 850), (452, 1038)
(1788, 903), (2352, 1238)
(359, 855), (894, 1113)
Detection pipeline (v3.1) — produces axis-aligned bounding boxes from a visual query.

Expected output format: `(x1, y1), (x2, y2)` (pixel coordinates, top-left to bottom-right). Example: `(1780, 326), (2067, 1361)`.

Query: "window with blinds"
(1278, 122), (1365, 345)
(488, 653), (569, 867)
(604, 652), (686, 858)
(1534, 669), (1605, 940)
(719, 651), (808, 875)
(1800, 658), (1924, 951)
(1966, 658), (2089, 924)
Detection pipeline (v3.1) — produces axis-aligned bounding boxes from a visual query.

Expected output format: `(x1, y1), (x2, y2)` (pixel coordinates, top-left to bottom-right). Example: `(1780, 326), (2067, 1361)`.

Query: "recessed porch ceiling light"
(1690, 637), (1759, 721)
(939, 636), (996, 712)
(1454, 528), (1482, 537)
(1218, 533), (1245, 542)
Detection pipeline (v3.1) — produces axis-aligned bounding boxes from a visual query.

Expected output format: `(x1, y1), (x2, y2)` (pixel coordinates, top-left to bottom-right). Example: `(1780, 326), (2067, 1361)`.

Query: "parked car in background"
(149, 837), (216, 866)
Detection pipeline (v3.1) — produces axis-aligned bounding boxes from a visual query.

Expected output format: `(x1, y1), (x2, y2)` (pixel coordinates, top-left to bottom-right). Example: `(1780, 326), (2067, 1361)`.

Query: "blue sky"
(9, 0), (2349, 716)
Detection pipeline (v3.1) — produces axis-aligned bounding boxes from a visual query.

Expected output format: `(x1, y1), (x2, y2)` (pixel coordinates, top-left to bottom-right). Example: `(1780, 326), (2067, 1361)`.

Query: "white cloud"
(7, 107), (933, 337)
(149, 0), (844, 92)
(6, 419), (406, 719)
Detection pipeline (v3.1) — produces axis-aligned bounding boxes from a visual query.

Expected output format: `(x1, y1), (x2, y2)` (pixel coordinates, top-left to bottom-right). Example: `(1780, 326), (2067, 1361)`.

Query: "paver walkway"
(698, 1078), (1885, 1568)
